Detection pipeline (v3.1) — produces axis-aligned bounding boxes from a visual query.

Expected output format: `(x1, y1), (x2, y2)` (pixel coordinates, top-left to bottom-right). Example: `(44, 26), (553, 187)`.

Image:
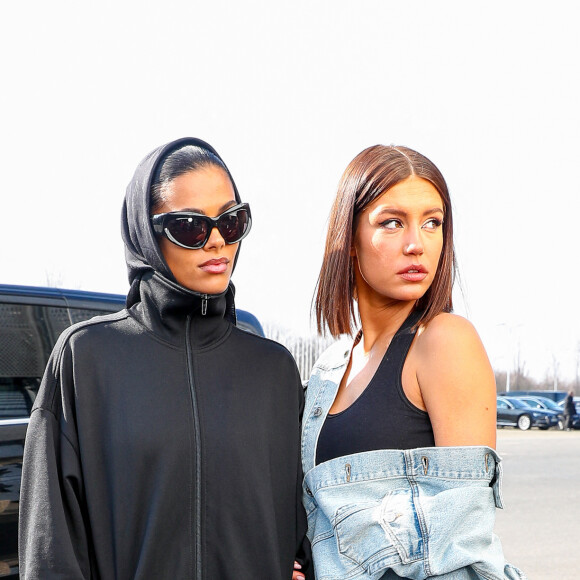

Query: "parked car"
(505, 395), (565, 430)
(496, 396), (560, 430)
(0, 284), (263, 579)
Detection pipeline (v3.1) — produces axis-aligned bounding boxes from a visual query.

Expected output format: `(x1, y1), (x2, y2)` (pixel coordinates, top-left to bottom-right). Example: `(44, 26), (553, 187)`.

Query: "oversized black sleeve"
(294, 379), (314, 580)
(19, 339), (92, 579)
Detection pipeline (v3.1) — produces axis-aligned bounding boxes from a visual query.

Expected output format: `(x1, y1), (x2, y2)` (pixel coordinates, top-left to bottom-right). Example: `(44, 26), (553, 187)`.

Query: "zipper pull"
(201, 295), (208, 316)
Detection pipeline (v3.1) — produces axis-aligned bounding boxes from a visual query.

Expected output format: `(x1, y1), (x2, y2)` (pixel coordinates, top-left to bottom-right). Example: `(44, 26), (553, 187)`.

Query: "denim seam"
(301, 375), (325, 472)
(317, 564), (367, 580)
(311, 529), (334, 546)
(378, 505), (420, 566)
(308, 477), (408, 495)
(405, 450), (431, 577)
(471, 562), (505, 580)
(335, 522), (404, 575)
(311, 473), (490, 488)
(304, 371), (344, 473)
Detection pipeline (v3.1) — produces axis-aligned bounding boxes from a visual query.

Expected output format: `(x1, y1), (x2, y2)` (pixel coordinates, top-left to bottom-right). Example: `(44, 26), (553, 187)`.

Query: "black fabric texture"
(19, 137), (310, 580)
(316, 309), (435, 465)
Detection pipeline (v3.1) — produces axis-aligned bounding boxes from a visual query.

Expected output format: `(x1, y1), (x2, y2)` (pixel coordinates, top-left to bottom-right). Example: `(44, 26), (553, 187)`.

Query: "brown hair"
(314, 144), (456, 337)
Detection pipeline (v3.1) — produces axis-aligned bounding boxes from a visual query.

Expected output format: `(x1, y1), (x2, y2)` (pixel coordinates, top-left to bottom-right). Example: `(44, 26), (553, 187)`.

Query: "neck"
(356, 291), (416, 354)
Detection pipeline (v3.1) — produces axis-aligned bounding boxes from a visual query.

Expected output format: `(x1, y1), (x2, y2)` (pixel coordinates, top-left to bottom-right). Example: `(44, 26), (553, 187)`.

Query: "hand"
(292, 560), (306, 580)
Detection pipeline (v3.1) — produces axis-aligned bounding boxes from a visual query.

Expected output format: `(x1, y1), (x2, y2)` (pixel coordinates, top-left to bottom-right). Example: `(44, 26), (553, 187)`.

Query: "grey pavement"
(495, 428), (580, 579)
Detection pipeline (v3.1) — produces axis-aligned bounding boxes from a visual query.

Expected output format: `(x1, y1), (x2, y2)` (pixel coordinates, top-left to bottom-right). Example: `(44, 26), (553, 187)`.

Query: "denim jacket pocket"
(333, 490), (423, 576)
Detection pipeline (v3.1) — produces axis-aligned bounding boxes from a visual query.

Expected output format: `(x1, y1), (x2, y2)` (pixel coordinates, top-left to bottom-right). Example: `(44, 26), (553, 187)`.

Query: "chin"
(182, 278), (230, 295)
(392, 289), (429, 303)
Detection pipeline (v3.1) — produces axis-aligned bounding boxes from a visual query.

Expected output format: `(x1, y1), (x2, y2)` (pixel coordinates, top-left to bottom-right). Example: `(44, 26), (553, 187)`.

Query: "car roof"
(0, 284), (264, 336)
(0, 283), (124, 308)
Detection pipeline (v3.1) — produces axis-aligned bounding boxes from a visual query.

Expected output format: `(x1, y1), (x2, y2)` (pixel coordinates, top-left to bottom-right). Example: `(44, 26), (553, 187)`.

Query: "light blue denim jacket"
(301, 341), (527, 580)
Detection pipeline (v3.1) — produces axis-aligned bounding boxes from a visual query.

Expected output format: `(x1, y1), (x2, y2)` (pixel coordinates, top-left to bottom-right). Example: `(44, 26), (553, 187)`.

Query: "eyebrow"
(373, 207), (444, 218)
(178, 200), (238, 215)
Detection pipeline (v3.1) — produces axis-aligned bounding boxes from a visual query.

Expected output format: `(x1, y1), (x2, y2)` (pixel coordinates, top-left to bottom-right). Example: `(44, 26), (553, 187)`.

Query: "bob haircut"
(314, 144), (456, 338)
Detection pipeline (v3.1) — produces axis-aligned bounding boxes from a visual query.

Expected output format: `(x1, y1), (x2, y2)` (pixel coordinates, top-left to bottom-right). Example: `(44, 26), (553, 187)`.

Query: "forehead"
(161, 166), (236, 213)
(367, 176), (443, 213)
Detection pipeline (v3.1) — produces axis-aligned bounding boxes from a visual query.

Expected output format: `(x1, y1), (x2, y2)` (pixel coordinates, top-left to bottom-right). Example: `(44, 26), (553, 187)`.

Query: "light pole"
(496, 322), (523, 393)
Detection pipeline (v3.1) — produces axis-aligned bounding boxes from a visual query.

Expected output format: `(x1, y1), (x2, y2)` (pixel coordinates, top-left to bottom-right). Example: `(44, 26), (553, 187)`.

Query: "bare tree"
(494, 369), (536, 392)
(494, 371), (507, 393)
(510, 341), (528, 391)
(263, 323), (334, 381)
(44, 270), (64, 288)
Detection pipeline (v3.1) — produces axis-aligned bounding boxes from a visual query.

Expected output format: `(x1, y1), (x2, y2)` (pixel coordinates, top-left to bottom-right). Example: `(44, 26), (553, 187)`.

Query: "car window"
(0, 302), (114, 420)
(0, 303), (48, 381)
(521, 399), (541, 409)
(508, 398), (530, 409)
(497, 399), (508, 409)
(530, 398), (556, 411)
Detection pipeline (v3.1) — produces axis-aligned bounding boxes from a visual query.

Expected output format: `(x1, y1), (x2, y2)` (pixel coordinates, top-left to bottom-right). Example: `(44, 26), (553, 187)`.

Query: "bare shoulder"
(413, 312), (493, 405)
(415, 312), (484, 355)
(409, 311), (492, 394)
(413, 313), (496, 447)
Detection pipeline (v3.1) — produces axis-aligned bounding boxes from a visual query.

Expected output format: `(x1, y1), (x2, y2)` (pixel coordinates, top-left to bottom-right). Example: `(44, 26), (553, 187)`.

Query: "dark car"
(504, 395), (565, 430)
(496, 396), (559, 431)
(0, 284), (263, 579)
(521, 396), (565, 427)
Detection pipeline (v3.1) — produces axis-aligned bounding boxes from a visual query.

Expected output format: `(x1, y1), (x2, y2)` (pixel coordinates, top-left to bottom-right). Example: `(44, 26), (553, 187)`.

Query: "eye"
(380, 219), (403, 230)
(422, 218), (443, 230)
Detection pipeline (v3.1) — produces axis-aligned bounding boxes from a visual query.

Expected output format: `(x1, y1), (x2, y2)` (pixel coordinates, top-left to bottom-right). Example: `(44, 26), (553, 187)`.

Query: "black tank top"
(316, 309), (435, 465)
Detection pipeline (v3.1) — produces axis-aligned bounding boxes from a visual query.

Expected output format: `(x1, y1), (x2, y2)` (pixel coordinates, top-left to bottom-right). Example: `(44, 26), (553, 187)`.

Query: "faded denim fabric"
(302, 342), (527, 580)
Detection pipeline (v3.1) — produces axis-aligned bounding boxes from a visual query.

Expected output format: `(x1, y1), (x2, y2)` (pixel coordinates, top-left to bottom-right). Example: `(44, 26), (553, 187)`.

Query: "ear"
(350, 244), (356, 257)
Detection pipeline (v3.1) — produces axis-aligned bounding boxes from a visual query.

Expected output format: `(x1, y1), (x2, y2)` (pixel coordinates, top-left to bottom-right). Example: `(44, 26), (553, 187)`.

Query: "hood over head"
(121, 137), (242, 307)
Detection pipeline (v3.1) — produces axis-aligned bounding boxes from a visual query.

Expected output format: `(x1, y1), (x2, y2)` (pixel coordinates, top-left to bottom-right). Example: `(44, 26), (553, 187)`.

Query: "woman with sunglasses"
(19, 137), (310, 580)
(301, 145), (525, 579)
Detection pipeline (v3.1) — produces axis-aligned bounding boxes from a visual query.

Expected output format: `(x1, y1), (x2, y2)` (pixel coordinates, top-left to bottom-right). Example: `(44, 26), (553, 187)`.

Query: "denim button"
(305, 486), (313, 496)
(313, 407), (323, 417)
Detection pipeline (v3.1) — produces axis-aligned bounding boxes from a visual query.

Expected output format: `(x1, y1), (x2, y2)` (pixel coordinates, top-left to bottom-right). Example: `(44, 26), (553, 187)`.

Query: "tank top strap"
(378, 308), (424, 376)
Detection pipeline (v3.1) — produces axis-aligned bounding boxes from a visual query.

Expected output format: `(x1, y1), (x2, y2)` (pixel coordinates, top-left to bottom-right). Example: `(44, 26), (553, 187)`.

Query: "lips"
(199, 258), (229, 274)
(397, 264), (428, 282)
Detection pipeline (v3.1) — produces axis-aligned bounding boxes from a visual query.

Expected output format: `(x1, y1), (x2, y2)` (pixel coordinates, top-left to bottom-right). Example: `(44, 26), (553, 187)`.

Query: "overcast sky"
(1, 1), (579, 382)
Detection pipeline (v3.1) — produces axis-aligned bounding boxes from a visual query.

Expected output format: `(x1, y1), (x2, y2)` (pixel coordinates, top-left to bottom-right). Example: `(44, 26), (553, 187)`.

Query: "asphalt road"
(494, 428), (580, 579)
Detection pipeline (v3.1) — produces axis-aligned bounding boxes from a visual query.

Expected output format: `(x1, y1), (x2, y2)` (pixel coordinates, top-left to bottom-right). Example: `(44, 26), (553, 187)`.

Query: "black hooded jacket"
(19, 138), (309, 579)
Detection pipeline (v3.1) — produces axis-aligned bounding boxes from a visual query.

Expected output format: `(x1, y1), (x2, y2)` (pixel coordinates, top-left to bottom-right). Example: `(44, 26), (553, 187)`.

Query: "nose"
(204, 226), (226, 250)
(403, 229), (424, 256)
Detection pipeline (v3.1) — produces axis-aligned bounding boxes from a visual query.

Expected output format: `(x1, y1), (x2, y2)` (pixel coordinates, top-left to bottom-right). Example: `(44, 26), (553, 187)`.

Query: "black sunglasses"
(151, 203), (252, 249)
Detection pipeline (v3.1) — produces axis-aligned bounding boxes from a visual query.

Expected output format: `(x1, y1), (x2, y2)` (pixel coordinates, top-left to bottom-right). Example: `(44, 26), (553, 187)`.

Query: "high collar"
(127, 270), (235, 349)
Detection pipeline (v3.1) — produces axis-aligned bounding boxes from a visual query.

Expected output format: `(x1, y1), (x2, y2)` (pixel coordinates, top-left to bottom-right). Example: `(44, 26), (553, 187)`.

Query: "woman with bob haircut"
(19, 137), (311, 580)
(301, 145), (525, 579)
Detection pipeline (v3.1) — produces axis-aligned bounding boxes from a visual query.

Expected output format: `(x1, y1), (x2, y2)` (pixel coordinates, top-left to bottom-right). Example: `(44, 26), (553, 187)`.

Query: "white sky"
(1, 1), (579, 382)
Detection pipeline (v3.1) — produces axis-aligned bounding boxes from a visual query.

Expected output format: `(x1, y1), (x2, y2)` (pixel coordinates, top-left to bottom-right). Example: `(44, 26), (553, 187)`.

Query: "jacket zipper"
(185, 315), (203, 580)
(201, 295), (208, 316)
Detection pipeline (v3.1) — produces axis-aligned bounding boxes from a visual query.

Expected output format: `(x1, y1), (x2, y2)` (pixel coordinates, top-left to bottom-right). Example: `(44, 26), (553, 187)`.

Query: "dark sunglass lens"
(218, 210), (249, 243)
(167, 216), (208, 248)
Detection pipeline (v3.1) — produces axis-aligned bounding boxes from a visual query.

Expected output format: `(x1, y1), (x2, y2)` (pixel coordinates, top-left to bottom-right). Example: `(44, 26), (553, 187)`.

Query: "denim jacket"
(302, 341), (527, 580)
